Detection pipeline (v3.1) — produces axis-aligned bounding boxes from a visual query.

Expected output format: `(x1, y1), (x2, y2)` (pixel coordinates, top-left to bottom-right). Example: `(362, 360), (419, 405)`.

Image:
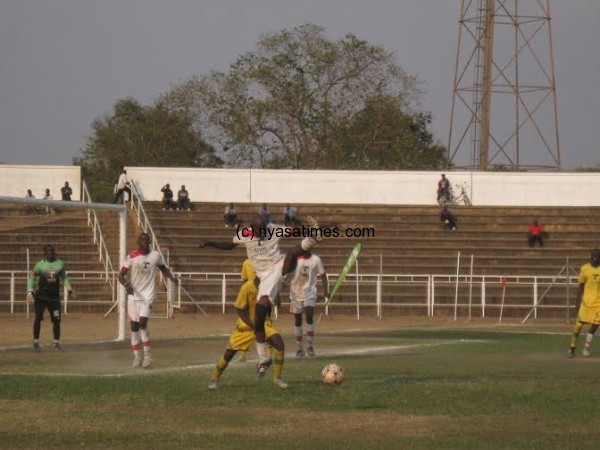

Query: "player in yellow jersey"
(232, 259), (256, 362)
(208, 277), (288, 389)
(568, 250), (600, 357)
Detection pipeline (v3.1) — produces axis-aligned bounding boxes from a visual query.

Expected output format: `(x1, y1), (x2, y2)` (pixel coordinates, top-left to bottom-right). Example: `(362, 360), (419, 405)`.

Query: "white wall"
(0, 165), (81, 200)
(2, 165), (595, 206)
(126, 167), (600, 206)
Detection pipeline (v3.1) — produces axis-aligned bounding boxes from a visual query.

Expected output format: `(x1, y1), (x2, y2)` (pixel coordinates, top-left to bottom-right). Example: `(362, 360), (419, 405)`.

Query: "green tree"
(330, 95), (447, 170)
(162, 23), (445, 169)
(75, 98), (222, 201)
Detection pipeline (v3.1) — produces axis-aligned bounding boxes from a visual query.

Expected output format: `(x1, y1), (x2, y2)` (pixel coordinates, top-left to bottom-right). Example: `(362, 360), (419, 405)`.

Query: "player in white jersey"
(289, 250), (329, 357)
(199, 214), (327, 377)
(119, 233), (176, 368)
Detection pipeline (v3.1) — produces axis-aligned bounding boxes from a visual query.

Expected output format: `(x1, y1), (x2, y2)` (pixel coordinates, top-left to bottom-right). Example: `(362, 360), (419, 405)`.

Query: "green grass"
(1, 329), (599, 449)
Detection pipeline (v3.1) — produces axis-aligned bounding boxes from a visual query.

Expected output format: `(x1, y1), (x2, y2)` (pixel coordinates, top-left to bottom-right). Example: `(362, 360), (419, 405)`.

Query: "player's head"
(43, 245), (55, 261)
(138, 233), (151, 253)
(251, 214), (268, 231)
(591, 249), (600, 266)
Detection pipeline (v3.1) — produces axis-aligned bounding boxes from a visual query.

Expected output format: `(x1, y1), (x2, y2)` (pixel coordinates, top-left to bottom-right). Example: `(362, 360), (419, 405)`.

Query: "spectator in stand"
(437, 173), (451, 203)
(282, 204), (298, 227)
(177, 185), (191, 211)
(528, 219), (544, 247)
(113, 169), (131, 204)
(224, 203), (240, 227)
(25, 189), (37, 215)
(160, 184), (176, 210)
(43, 188), (55, 215)
(440, 206), (457, 231)
(60, 182), (72, 201)
(258, 203), (272, 224)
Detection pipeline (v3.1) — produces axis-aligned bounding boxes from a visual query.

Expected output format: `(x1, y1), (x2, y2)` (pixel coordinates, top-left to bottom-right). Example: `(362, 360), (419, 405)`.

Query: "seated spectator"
(61, 182), (72, 201)
(177, 185), (191, 210)
(437, 173), (451, 203)
(282, 204), (298, 227)
(25, 189), (37, 215)
(440, 206), (457, 231)
(224, 203), (240, 227)
(161, 183), (176, 210)
(258, 203), (272, 224)
(43, 188), (55, 215)
(113, 169), (131, 204)
(528, 219), (544, 247)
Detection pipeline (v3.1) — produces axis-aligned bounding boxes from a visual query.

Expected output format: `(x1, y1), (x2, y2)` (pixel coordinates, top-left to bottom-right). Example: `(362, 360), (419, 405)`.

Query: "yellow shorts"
(227, 321), (279, 352)
(577, 302), (600, 325)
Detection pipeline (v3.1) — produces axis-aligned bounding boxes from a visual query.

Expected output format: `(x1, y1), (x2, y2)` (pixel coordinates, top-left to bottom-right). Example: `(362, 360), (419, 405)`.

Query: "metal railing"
(1, 267), (579, 321)
(81, 181), (115, 282)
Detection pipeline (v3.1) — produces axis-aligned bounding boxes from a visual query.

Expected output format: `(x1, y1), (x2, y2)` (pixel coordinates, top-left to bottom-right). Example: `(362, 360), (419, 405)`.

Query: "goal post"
(0, 195), (128, 342)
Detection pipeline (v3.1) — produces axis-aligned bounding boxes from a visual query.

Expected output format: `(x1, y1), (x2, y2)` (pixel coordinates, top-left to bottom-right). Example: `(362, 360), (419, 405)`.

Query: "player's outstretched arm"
(198, 240), (238, 250)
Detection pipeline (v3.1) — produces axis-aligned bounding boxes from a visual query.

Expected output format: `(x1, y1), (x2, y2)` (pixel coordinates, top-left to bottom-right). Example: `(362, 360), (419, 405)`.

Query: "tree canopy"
(75, 98), (221, 201)
(162, 23), (447, 170)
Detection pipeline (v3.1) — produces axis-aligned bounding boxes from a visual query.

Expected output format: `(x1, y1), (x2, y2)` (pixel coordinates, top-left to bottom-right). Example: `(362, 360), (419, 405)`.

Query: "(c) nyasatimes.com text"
(236, 225), (375, 240)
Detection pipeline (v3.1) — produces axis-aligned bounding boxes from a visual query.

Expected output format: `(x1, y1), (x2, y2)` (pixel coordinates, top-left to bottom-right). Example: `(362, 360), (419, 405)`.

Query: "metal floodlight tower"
(447, 0), (561, 171)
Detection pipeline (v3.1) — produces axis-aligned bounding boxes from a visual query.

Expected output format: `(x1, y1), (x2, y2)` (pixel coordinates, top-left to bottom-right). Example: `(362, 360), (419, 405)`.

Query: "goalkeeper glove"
(26, 291), (35, 302)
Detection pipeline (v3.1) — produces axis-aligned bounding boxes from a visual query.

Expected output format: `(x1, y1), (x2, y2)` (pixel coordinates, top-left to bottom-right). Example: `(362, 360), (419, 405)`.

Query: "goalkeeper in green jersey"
(27, 245), (77, 352)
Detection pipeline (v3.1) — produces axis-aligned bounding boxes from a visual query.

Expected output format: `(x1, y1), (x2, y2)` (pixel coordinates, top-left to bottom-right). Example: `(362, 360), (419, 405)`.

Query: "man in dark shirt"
(161, 184), (176, 210)
(60, 182), (72, 201)
(440, 206), (457, 231)
(177, 185), (191, 210)
(27, 245), (77, 351)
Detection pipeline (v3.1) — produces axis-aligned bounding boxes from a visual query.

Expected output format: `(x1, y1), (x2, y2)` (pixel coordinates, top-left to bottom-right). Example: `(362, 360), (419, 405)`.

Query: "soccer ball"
(321, 363), (344, 387)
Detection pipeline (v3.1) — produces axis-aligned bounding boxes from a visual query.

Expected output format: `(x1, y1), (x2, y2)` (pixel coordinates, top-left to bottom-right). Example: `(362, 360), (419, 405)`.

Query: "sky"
(0, 0), (598, 170)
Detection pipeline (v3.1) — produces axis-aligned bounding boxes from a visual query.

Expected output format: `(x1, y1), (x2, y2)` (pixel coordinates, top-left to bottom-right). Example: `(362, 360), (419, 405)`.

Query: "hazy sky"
(0, 0), (598, 169)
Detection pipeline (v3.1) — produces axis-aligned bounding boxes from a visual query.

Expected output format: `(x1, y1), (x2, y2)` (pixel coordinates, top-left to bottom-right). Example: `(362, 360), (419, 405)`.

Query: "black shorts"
(34, 298), (61, 322)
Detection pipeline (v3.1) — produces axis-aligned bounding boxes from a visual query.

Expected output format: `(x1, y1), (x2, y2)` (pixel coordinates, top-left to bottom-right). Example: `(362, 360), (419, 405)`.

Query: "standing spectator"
(258, 203), (272, 224)
(289, 250), (328, 357)
(223, 203), (240, 227)
(160, 184), (175, 210)
(528, 219), (544, 247)
(177, 185), (191, 210)
(27, 245), (77, 351)
(437, 173), (451, 203)
(43, 188), (55, 215)
(282, 204), (298, 227)
(118, 233), (176, 368)
(568, 249), (600, 357)
(113, 170), (131, 204)
(25, 189), (37, 215)
(440, 206), (457, 231)
(60, 182), (72, 201)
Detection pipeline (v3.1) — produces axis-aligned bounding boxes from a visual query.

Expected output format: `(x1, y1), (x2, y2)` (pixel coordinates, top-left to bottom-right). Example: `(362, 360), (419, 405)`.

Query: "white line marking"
(0, 339), (481, 378)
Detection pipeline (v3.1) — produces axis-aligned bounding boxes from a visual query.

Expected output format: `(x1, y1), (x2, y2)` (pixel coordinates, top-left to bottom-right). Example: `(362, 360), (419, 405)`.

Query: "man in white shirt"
(118, 233), (176, 368)
(289, 250), (328, 357)
(113, 170), (131, 204)
(199, 214), (326, 384)
(43, 188), (55, 215)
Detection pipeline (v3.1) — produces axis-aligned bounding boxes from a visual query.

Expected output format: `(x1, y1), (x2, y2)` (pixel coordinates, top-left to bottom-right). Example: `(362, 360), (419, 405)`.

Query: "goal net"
(0, 195), (129, 342)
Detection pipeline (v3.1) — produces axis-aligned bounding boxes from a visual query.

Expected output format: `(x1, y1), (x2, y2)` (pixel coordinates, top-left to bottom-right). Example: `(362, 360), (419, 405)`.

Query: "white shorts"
(290, 297), (316, 314)
(127, 297), (152, 322)
(257, 259), (286, 304)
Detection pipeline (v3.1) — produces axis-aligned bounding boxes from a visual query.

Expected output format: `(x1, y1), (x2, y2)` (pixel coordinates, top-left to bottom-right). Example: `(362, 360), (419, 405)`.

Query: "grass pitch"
(1, 316), (599, 449)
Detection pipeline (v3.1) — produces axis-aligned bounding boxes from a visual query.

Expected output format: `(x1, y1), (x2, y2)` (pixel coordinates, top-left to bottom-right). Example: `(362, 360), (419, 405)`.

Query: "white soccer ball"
(321, 363), (344, 387)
